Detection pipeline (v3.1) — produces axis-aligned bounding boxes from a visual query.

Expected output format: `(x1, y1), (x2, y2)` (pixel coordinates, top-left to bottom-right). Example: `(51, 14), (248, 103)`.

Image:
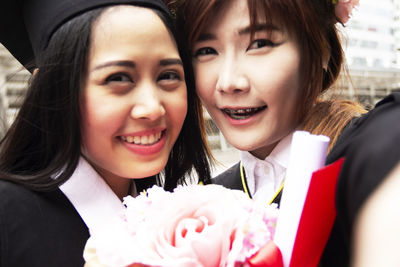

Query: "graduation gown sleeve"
(321, 92), (400, 266)
(0, 180), (89, 267)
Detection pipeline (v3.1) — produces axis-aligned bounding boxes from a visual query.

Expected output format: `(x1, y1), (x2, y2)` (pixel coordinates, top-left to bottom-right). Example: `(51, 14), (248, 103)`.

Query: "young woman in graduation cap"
(0, 1), (211, 266)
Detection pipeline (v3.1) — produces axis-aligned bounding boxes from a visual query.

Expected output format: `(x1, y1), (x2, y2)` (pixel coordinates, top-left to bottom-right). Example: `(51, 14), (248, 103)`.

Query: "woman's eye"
(193, 47), (217, 57)
(247, 39), (276, 51)
(158, 71), (182, 82)
(105, 73), (133, 83)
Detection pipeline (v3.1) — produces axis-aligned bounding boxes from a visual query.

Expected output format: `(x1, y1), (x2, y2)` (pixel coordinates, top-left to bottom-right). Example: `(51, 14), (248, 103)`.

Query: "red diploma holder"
(289, 158), (344, 267)
(246, 158), (344, 267)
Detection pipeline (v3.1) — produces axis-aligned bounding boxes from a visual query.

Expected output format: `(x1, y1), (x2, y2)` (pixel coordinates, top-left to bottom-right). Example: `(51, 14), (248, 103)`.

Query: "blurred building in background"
(344, 0), (397, 69)
(0, 45), (31, 138)
(392, 0), (400, 67)
(337, 0), (400, 108)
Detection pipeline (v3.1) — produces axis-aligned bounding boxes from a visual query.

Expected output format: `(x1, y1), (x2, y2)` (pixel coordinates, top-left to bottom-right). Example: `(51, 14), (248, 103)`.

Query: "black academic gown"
(213, 164), (243, 191)
(213, 163), (283, 206)
(320, 92), (400, 266)
(212, 92), (400, 267)
(0, 180), (89, 267)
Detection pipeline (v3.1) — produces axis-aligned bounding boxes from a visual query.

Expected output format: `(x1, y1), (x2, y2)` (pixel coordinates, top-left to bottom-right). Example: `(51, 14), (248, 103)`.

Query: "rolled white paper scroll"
(274, 131), (330, 267)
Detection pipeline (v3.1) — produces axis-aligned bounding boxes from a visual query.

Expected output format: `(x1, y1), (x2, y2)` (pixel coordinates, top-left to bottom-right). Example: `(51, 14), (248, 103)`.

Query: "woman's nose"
(216, 57), (250, 94)
(130, 84), (166, 121)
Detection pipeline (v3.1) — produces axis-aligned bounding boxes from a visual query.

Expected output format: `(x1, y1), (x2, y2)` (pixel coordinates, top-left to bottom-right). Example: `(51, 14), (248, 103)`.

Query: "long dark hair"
(173, 0), (366, 152)
(155, 8), (212, 190)
(0, 5), (211, 191)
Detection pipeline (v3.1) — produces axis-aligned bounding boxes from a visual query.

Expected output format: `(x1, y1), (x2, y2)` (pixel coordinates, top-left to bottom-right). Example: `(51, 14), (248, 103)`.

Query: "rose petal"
(246, 240), (283, 267)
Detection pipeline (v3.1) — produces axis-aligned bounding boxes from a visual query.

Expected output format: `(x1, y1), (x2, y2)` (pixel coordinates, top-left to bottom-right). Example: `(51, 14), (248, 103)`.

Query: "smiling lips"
(120, 131), (163, 145)
(119, 130), (166, 156)
(222, 106), (267, 120)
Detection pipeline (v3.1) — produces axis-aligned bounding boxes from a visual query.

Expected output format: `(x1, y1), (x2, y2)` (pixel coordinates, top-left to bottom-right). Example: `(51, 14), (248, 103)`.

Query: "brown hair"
(172, 0), (366, 153)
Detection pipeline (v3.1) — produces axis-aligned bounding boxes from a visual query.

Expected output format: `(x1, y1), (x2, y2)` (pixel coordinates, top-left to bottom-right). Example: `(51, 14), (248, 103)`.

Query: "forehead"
(93, 5), (167, 40)
(203, 0), (290, 36)
(88, 5), (178, 63)
(205, 0), (249, 30)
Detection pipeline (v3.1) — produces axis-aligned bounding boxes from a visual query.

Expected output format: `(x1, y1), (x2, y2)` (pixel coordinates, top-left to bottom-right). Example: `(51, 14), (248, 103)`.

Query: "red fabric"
(246, 240), (283, 267)
(289, 158), (344, 267)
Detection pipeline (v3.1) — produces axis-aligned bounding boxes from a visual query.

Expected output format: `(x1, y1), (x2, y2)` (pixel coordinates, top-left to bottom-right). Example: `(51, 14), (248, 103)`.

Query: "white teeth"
(148, 134), (155, 144)
(121, 132), (162, 145)
(134, 136), (140, 144)
(141, 135), (148, 144)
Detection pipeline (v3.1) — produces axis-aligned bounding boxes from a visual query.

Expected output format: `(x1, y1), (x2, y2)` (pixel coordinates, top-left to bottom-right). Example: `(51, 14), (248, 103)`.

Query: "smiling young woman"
(0, 1), (211, 266)
(190, 0), (302, 159)
(173, 0), (371, 266)
(174, 0), (365, 204)
(80, 6), (189, 198)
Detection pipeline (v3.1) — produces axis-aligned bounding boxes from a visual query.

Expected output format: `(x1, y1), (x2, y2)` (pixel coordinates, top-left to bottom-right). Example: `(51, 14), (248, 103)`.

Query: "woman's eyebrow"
(159, 58), (183, 67)
(196, 32), (216, 42)
(238, 23), (281, 35)
(196, 23), (281, 42)
(91, 58), (182, 72)
(91, 60), (135, 72)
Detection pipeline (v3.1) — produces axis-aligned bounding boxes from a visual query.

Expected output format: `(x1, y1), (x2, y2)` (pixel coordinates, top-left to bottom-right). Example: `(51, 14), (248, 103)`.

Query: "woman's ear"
(33, 68), (39, 76)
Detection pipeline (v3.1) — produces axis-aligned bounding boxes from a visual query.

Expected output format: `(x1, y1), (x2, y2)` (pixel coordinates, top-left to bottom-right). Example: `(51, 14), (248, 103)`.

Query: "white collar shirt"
(59, 157), (127, 234)
(240, 133), (293, 203)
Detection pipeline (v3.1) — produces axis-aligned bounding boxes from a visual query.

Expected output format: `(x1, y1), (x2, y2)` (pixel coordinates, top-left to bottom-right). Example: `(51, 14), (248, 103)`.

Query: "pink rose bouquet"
(84, 184), (279, 267)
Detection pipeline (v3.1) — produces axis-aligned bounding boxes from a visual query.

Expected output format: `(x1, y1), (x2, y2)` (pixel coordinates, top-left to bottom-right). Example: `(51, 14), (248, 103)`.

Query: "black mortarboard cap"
(0, 0), (171, 71)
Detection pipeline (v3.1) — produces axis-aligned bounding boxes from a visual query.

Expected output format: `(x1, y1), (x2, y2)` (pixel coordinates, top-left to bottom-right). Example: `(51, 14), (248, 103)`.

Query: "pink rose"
(84, 184), (278, 267)
(334, 0), (360, 24)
